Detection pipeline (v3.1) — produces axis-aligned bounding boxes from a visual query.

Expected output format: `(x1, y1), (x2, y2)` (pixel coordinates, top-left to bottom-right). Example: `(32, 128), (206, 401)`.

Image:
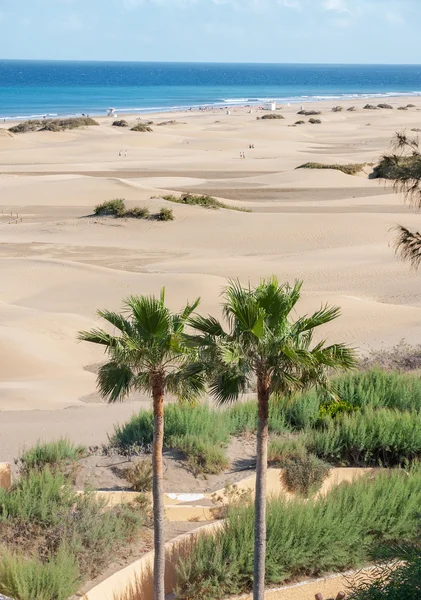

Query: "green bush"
(373, 154), (421, 180)
(0, 547), (80, 600)
(176, 469), (421, 598)
(308, 408), (421, 466)
(9, 117), (98, 134)
(173, 435), (229, 475)
(268, 436), (307, 465)
(160, 192), (250, 213)
(296, 162), (366, 176)
(155, 207), (174, 221)
(17, 439), (85, 475)
(322, 369), (421, 412)
(0, 467), (146, 597)
(124, 460), (153, 492)
(131, 123), (152, 132)
(348, 536), (421, 600)
(112, 120), (129, 127)
(124, 206), (150, 219)
(94, 198), (126, 217)
(276, 391), (320, 430)
(281, 453), (331, 497)
(260, 113), (284, 120)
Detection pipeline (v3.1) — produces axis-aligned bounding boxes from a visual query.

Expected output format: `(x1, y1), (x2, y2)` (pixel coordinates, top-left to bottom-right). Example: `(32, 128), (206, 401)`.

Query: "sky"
(0, 0), (420, 64)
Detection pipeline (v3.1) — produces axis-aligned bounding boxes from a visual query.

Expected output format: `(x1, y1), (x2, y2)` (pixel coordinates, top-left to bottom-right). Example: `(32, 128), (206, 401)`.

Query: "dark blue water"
(1, 60), (421, 119)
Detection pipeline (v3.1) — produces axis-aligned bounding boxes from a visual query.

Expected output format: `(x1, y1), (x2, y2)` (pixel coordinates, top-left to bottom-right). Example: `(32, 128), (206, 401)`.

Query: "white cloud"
(279, 0), (301, 9)
(322, 0), (351, 14)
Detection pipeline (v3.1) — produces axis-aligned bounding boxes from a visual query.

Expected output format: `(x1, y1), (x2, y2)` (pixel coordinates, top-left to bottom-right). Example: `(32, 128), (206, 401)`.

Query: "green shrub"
(124, 460), (153, 492)
(0, 468), (71, 526)
(373, 154), (421, 180)
(324, 369), (421, 412)
(268, 436), (307, 465)
(348, 536), (421, 600)
(94, 198), (126, 217)
(276, 391), (320, 430)
(307, 408), (421, 466)
(260, 113), (284, 120)
(155, 207), (174, 221)
(9, 117), (99, 134)
(173, 435), (229, 475)
(297, 110), (321, 116)
(160, 192), (250, 213)
(0, 546), (80, 600)
(281, 453), (331, 497)
(131, 123), (152, 132)
(297, 162), (366, 176)
(17, 439), (85, 475)
(9, 120), (42, 134)
(112, 120), (129, 127)
(318, 399), (355, 419)
(176, 469), (421, 598)
(123, 206), (150, 219)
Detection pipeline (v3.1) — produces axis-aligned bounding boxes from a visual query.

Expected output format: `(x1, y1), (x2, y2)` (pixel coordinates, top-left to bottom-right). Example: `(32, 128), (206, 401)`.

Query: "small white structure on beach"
(263, 102), (276, 111)
(107, 108), (117, 117)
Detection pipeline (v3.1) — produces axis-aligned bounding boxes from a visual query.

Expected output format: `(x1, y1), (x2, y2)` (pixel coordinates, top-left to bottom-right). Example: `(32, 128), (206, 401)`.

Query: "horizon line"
(1, 58), (421, 67)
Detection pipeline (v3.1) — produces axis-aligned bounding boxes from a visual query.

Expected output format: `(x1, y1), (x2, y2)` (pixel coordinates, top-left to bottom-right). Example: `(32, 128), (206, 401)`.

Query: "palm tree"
(376, 132), (421, 268)
(186, 278), (356, 600)
(78, 290), (204, 600)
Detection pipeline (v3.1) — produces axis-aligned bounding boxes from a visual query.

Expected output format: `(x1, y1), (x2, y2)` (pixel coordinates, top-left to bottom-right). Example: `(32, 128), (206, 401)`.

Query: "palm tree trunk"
(152, 379), (165, 600)
(254, 375), (270, 600)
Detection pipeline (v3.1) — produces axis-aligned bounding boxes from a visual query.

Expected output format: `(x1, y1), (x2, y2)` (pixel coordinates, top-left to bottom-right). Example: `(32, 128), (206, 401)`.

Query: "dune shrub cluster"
(0, 445), (147, 600)
(131, 123), (153, 132)
(297, 110), (321, 116)
(309, 118), (322, 124)
(259, 113), (284, 120)
(113, 368), (421, 473)
(373, 153), (421, 180)
(175, 469), (421, 599)
(9, 117), (99, 134)
(112, 119), (129, 127)
(16, 439), (85, 476)
(93, 199), (173, 221)
(159, 192), (250, 212)
(124, 460), (153, 492)
(297, 162), (366, 175)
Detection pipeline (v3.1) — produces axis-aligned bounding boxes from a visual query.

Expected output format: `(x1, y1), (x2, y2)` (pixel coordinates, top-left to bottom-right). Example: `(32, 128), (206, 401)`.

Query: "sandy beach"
(1, 95), (421, 450)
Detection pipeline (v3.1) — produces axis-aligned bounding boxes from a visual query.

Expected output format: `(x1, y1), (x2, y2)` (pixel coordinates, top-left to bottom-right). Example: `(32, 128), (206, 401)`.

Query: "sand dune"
(1, 97), (421, 412)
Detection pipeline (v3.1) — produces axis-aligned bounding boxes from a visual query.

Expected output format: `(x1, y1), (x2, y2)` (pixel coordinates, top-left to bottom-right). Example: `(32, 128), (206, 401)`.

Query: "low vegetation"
(131, 123), (153, 132)
(258, 113), (284, 120)
(297, 162), (366, 175)
(377, 103), (393, 109)
(175, 469), (421, 599)
(0, 443), (148, 600)
(93, 199), (173, 221)
(9, 117), (99, 134)
(281, 453), (331, 497)
(364, 104), (378, 110)
(16, 439), (85, 476)
(297, 110), (321, 116)
(295, 120), (305, 125)
(112, 368), (421, 474)
(309, 118), (322, 124)
(348, 534), (421, 600)
(112, 119), (129, 127)
(332, 106), (343, 112)
(158, 192), (250, 212)
(373, 154), (421, 180)
(124, 460), (153, 492)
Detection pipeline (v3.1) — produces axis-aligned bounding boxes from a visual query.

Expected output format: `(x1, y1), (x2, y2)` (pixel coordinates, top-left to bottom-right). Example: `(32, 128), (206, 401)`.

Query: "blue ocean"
(0, 61), (421, 120)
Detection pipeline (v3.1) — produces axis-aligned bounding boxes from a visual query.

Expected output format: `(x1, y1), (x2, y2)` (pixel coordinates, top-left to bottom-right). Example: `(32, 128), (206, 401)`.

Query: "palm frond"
(187, 315), (226, 338)
(394, 224), (421, 269)
(125, 295), (171, 340)
(208, 369), (249, 405)
(292, 304), (341, 334)
(97, 361), (134, 403)
(78, 328), (118, 348)
(166, 364), (206, 403)
(96, 310), (133, 336)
